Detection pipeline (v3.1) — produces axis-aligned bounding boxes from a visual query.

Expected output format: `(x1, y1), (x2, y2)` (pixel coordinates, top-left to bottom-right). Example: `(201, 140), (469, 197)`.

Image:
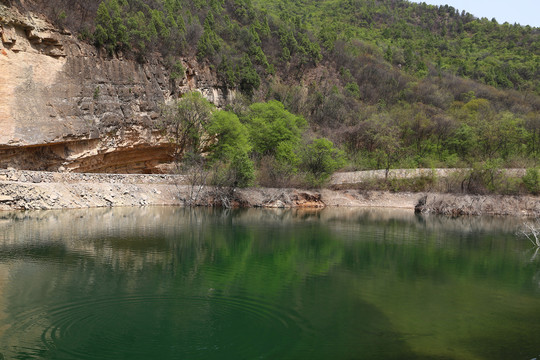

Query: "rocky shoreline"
(414, 193), (540, 217)
(1, 169), (539, 216)
(0, 169), (421, 211)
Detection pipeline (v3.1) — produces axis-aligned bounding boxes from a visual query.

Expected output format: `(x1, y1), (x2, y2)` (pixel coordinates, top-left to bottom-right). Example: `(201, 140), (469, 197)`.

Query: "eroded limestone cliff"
(0, 3), (232, 173)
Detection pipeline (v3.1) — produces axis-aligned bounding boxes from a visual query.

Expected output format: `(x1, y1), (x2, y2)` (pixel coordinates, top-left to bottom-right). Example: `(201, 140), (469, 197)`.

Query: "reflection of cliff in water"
(0, 206), (522, 241)
(0, 207), (531, 293)
(0, 207), (540, 359)
(0, 207), (526, 266)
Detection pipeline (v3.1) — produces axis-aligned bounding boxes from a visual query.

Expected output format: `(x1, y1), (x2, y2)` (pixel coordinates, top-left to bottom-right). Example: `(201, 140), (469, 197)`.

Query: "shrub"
(159, 92), (215, 162)
(522, 168), (540, 195)
(229, 153), (255, 187)
(256, 155), (301, 188)
(209, 154), (255, 189)
(207, 111), (254, 187)
(170, 61), (185, 80)
(299, 138), (347, 187)
(243, 100), (307, 158)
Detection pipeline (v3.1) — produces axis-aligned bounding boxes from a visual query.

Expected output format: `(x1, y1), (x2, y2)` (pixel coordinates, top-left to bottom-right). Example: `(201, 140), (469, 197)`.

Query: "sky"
(409, 0), (540, 27)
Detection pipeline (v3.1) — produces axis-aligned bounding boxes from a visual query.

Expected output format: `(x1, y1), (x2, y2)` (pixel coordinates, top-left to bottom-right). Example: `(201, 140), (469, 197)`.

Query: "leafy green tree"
(160, 92), (215, 163)
(208, 111), (251, 161)
(358, 113), (404, 175)
(127, 11), (153, 52)
(94, 0), (128, 53)
(207, 111), (255, 187)
(218, 57), (237, 88)
(318, 24), (337, 51)
(448, 124), (477, 161)
(94, 2), (114, 49)
(523, 168), (540, 195)
(300, 138), (347, 186)
(243, 100), (307, 158)
(197, 14), (222, 60)
(237, 55), (260, 96)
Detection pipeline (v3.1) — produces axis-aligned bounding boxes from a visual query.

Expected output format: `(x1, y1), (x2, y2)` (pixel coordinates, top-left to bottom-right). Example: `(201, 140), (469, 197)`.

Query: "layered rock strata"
(0, 4), (232, 173)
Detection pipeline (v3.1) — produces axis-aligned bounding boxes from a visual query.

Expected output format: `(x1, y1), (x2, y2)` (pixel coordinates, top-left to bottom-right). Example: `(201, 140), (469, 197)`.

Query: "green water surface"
(0, 207), (539, 359)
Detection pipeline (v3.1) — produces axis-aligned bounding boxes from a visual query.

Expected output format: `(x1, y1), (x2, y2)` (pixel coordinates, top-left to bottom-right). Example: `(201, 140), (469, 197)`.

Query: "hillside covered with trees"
(12, 0), (540, 191)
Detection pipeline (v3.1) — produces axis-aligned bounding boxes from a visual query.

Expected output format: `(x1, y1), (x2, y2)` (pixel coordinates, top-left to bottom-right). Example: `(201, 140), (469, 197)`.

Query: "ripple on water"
(2, 293), (311, 360)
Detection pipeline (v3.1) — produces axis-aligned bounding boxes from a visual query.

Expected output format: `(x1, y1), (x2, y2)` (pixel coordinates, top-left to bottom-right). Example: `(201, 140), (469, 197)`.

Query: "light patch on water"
(0, 264), (11, 338)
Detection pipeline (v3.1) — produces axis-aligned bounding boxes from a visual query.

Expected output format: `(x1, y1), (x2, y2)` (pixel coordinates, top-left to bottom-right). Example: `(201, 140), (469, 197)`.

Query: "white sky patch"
(409, 0), (540, 27)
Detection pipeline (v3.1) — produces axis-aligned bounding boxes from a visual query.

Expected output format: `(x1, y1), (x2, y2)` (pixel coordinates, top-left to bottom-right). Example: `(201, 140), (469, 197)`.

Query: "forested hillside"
(11, 0), (540, 188)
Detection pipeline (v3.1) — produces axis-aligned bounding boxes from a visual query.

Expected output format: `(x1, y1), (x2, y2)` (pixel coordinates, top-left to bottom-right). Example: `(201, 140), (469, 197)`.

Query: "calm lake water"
(0, 207), (539, 360)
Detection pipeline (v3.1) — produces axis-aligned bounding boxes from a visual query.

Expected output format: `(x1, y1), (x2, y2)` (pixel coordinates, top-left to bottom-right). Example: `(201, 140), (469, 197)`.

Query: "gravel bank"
(0, 169), (423, 211)
(1, 169), (539, 216)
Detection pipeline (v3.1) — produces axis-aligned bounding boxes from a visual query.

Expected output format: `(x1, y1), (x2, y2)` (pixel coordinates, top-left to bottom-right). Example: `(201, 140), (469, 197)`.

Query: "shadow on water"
(0, 207), (538, 359)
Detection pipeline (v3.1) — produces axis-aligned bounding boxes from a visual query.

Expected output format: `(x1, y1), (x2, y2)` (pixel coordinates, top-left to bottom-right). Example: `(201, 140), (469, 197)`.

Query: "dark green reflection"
(0, 207), (539, 359)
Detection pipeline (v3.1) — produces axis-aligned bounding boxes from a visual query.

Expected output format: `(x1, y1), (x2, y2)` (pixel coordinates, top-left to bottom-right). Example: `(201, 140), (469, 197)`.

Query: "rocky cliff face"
(0, 4), (232, 173)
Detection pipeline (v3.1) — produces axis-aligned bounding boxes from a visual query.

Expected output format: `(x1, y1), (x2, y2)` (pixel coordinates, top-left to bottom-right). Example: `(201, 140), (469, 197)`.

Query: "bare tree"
(519, 217), (540, 247)
(158, 92), (216, 205)
(181, 153), (211, 206)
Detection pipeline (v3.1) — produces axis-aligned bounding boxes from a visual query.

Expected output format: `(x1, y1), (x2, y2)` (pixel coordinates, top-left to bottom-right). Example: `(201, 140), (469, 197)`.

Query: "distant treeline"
(16, 0), (540, 176)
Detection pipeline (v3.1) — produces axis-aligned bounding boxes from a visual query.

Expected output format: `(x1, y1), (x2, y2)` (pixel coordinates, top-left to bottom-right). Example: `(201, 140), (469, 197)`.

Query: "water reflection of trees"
(1, 207), (540, 359)
(0, 207), (538, 293)
(0, 207), (533, 266)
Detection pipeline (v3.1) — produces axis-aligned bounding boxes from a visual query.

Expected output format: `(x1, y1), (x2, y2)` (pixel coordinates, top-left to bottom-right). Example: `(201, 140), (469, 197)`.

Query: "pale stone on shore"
(1, 169), (539, 216)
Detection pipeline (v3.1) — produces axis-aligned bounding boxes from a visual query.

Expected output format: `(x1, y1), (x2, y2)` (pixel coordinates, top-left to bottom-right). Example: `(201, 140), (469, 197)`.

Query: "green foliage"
(237, 55), (261, 96)
(243, 100), (307, 157)
(160, 92), (215, 162)
(207, 111), (252, 161)
(94, 0), (128, 53)
(164, 99), (346, 188)
(197, 16), (222, 60)
(209, 151), (255, 188)
(229, 152), (256, 187)
(57, 10), (67, 24)
(255, 0), (540, 93)
(217, 57), (237, 88)
(181, 109), (257, 187)
(458, 160), (512, 194)
(275, 141), (300, 169)
(126, 11), (153, 52)
(344, 82), (360, 98)
(84, 0), (540, 176)
(522, 168), (540, 195)
(300, 138), (346, 186)
(170, 60), (185, 80)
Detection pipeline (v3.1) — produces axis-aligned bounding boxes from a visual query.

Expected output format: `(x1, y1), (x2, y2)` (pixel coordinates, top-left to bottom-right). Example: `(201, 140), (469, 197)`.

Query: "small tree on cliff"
(160, 92), (215, 165)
